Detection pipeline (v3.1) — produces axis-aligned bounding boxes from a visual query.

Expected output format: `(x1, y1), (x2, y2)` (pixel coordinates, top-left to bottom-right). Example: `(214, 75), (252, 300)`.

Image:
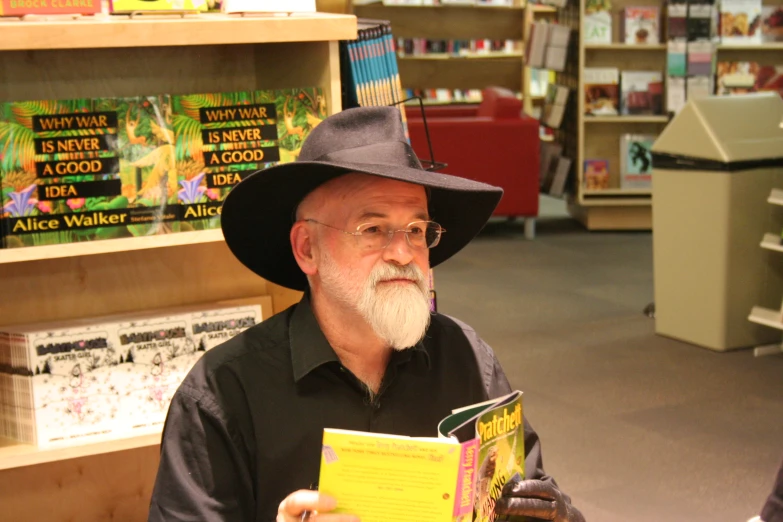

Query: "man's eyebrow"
(355, 211), (430, 222)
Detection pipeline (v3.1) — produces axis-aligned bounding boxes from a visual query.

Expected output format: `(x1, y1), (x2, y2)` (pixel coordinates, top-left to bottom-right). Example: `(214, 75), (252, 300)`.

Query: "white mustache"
(368, 263), (426, 290)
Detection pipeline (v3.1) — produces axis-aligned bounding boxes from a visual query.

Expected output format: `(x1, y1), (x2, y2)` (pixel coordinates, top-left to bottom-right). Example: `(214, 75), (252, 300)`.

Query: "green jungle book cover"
(0, 95), (178, 248)
(171, 87), (326, 230)
(438, 390), (525, 522)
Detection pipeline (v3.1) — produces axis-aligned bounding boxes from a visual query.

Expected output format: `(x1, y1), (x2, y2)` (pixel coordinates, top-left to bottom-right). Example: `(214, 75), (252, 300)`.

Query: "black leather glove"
(494, 479), (586, 522)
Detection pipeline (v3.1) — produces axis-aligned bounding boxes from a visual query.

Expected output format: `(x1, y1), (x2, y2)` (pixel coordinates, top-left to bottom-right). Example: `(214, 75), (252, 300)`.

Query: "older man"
(148, 107), (584, 522)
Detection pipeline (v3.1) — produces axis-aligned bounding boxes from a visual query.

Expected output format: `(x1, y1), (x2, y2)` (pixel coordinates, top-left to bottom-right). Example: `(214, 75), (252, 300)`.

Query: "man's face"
(301, 174), (433, 349)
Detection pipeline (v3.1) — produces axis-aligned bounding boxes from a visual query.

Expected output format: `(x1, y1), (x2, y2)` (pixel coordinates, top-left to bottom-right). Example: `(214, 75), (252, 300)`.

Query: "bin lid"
(652, 92), (783, 170)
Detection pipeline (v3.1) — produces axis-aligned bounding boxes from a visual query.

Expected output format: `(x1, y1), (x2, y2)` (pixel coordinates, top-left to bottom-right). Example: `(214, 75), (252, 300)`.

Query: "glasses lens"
(425, 222), (442, 248)
(356, 223), (389, 250)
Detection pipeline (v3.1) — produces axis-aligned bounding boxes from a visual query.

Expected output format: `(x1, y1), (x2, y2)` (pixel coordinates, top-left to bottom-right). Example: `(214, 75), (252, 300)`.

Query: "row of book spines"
(396, 38), (521, 56)
(346, 25), (406, 111)
(404, 88), (486, 104)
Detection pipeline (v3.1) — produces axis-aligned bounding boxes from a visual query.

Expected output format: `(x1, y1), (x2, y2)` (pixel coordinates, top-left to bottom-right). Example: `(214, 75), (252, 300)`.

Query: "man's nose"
(381, 230), (415, 265)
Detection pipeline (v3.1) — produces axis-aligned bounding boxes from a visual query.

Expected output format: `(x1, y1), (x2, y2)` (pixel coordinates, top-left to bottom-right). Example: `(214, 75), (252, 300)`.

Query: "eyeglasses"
(305, 219), (445, 251)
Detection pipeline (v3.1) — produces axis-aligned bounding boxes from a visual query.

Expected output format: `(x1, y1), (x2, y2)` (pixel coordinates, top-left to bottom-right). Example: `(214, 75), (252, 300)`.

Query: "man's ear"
(291, 222), (318, 276)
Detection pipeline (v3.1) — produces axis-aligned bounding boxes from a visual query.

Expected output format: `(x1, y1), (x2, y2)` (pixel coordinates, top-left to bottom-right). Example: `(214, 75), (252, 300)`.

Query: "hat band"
(310, 141), (423, 170)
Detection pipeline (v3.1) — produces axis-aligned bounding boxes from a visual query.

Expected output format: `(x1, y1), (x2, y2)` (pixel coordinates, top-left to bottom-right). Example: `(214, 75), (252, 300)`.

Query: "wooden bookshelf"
(0, 13), (357, 50)
(769, 188), (783, 206)
(568, 0), (670, 230)
(0, 12), (350, 522)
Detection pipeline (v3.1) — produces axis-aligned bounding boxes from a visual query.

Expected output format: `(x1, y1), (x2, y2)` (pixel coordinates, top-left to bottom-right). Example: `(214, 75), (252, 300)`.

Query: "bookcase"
(0, 12), (356, 522)
(568, 0), (668, 230)
(352, 2), (557, 107)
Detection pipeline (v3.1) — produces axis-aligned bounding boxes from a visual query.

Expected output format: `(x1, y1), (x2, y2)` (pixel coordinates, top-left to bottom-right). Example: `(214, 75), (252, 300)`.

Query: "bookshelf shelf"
(584, 115), (670, 123)
(761, 233), (783, 253)
(399, 51), (524, 60)
(0, 13), (357, 51)
(583, 188), (653, 196)
(0, 434), (161, 472)
(578, 197), (652, 207)
(717, 42), (783, 51)
(0, 229), (225, 265)
(768, 188), (783, 206)
(585, 43), (667, 50)
(748, 306), (783, 331)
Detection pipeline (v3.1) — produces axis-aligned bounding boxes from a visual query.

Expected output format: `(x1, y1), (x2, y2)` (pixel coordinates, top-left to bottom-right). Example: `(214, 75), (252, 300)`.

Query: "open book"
(318, 390), (524, 522)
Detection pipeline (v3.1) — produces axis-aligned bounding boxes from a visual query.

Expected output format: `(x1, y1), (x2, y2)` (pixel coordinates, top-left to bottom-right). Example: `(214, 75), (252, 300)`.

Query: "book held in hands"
(318, 391), (526, 522)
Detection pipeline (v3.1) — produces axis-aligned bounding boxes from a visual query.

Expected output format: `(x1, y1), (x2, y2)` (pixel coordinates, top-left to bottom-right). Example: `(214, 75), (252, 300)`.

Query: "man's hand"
(276, 490), (360, 522)
(494, 479), (585, 522)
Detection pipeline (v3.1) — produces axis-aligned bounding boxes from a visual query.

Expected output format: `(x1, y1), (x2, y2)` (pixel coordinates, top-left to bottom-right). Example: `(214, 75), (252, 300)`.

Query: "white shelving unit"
(748, 188), (783, 357)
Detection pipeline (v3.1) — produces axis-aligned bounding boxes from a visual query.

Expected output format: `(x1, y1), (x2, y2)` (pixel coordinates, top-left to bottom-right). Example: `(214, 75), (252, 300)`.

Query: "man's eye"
(363, 226), (383, 235)
(409, 226), (424, 236)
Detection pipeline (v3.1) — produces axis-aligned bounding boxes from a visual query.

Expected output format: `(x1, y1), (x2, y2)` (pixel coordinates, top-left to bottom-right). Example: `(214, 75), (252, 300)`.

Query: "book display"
(569, 0), (669, 230)
(0, 10), (355, 522)
(353, 2), (557, 109)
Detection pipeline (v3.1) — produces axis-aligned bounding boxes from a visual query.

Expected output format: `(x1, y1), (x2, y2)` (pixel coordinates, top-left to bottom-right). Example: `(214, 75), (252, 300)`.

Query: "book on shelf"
(318, 390), (525, 522)
(544, 24), (572, 72)
(667, 40), (687, 77)
(525, 22), (550, 69)
(667, 76), (687, 115)
(720, 0), (763, 44)
(687, 75), (713, 100)
(622, 6), (660, 44)
(0, 0), (101, 15)
(620, 71), (664, 115)
(584, 0), (612, 44)
(667, 2), (688, 39)
(584, 67), (620, 116)
(541, 84), (570, 128)
(687, 3), (716, 40)
(0, 88), (324, 250)
(762, 6), (783, 42)
(539, 141), (563, 190)
(0, 302), (264, 446)
(583, 159), (610, 190)
(110, 0), (209, 12)
(548, 156), (572, 197)
(619, 134), (655, 189)
(716, 62), (783, 97)
(686, 40), (716, 76)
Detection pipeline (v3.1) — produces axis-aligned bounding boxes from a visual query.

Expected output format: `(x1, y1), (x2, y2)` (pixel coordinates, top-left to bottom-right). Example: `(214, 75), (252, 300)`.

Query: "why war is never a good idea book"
(318, 390), (525, 522)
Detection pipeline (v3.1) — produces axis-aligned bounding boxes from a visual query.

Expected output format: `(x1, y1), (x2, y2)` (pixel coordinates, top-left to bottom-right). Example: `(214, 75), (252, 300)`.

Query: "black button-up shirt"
(148, 294), (554, 521)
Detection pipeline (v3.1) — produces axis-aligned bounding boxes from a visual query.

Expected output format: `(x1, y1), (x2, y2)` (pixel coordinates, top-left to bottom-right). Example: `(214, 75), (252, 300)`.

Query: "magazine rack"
(0, 12), (356, 522)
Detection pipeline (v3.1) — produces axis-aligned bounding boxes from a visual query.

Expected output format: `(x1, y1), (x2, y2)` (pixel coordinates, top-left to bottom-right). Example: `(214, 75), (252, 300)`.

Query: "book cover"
(762, 6), (783, 42)
(0, 95), (181, 249)
(687, 75), (713, 100)
(525, 22), (549, 69)
(620, 71), (663, 115)
(667, 76), (686, 115)
(667, 40), (687, 77)
(584, 159), (610, 190)
(585, 0), (612, 43)
(754, 65), (783, 97)
(542, 84), (569, 129)
(548, 156), (572, 197)
(688, 3), (715, 40)
(0, 0), (100, 15)
(110, 0), (209, 12)
(716, 61), (758, 95)
(584, 67), (620, 116)
(620, 134), (655, 189)
(544, 25), (571, 72)
(720, 0), (763, 44)
(667, 2), (688, 39)
(171, 88), (325, 230)
(623, 6), (660, 44)
(189, 305), (262, 352)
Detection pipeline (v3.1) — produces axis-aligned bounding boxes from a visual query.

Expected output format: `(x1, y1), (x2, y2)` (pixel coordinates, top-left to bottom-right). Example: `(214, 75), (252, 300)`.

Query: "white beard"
(319, 256), (432, 350)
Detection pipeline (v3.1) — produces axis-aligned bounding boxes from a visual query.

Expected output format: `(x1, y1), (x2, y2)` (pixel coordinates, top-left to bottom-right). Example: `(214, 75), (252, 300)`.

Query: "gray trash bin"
(651, 92), (783, 351)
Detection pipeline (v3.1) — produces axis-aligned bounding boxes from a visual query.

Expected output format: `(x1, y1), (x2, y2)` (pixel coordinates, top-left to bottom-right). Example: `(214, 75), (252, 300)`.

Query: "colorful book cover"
(620, 134), (655, 189)
(720, 0), (763, 44)
(110, 0), (209, 12)
(0, 95), (177, 249)
(0, 0), (101, 15)
(762, 6), (783, 42)
(716, 61), (758, 95)
(189, 305), (262, 352)
(171, 87), (326, 230)
(620, 71), (663, 115)
(584, 68), (620, 116)
(584, 159), (610, 190)
(623, 6), (660, 44)
(584, 0), (612, 43)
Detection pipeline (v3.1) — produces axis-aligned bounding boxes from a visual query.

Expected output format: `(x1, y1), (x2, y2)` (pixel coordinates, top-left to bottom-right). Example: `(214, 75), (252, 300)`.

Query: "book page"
(319, 429), (462, 522)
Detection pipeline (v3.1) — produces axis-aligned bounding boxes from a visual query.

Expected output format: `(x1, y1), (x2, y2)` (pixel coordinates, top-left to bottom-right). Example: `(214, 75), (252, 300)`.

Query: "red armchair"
(405, 87), (540, 238)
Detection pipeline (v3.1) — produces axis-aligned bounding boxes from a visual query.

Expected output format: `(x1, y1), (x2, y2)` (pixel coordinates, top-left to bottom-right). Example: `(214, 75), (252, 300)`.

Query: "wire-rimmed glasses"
(305, 219), (445, 251)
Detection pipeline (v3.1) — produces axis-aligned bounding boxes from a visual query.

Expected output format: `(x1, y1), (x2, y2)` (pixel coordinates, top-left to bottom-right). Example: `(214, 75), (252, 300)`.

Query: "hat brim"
(220, 160), (503, 291)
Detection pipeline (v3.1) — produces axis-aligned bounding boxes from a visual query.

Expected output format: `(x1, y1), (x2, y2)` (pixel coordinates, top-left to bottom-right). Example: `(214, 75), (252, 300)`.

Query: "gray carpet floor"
(434, 196), (783, 522)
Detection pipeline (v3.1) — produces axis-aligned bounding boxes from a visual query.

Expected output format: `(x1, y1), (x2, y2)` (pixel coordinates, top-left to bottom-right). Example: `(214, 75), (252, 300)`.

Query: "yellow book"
(318, 390), (525, 522)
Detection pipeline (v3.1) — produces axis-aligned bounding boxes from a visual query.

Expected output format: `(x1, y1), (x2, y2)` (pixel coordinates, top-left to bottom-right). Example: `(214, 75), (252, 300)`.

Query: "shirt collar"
(289, 292), (433, 382)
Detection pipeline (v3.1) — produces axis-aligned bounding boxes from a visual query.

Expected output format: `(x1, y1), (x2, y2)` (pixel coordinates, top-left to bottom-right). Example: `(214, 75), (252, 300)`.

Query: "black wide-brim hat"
(221, 106), (503, 291)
